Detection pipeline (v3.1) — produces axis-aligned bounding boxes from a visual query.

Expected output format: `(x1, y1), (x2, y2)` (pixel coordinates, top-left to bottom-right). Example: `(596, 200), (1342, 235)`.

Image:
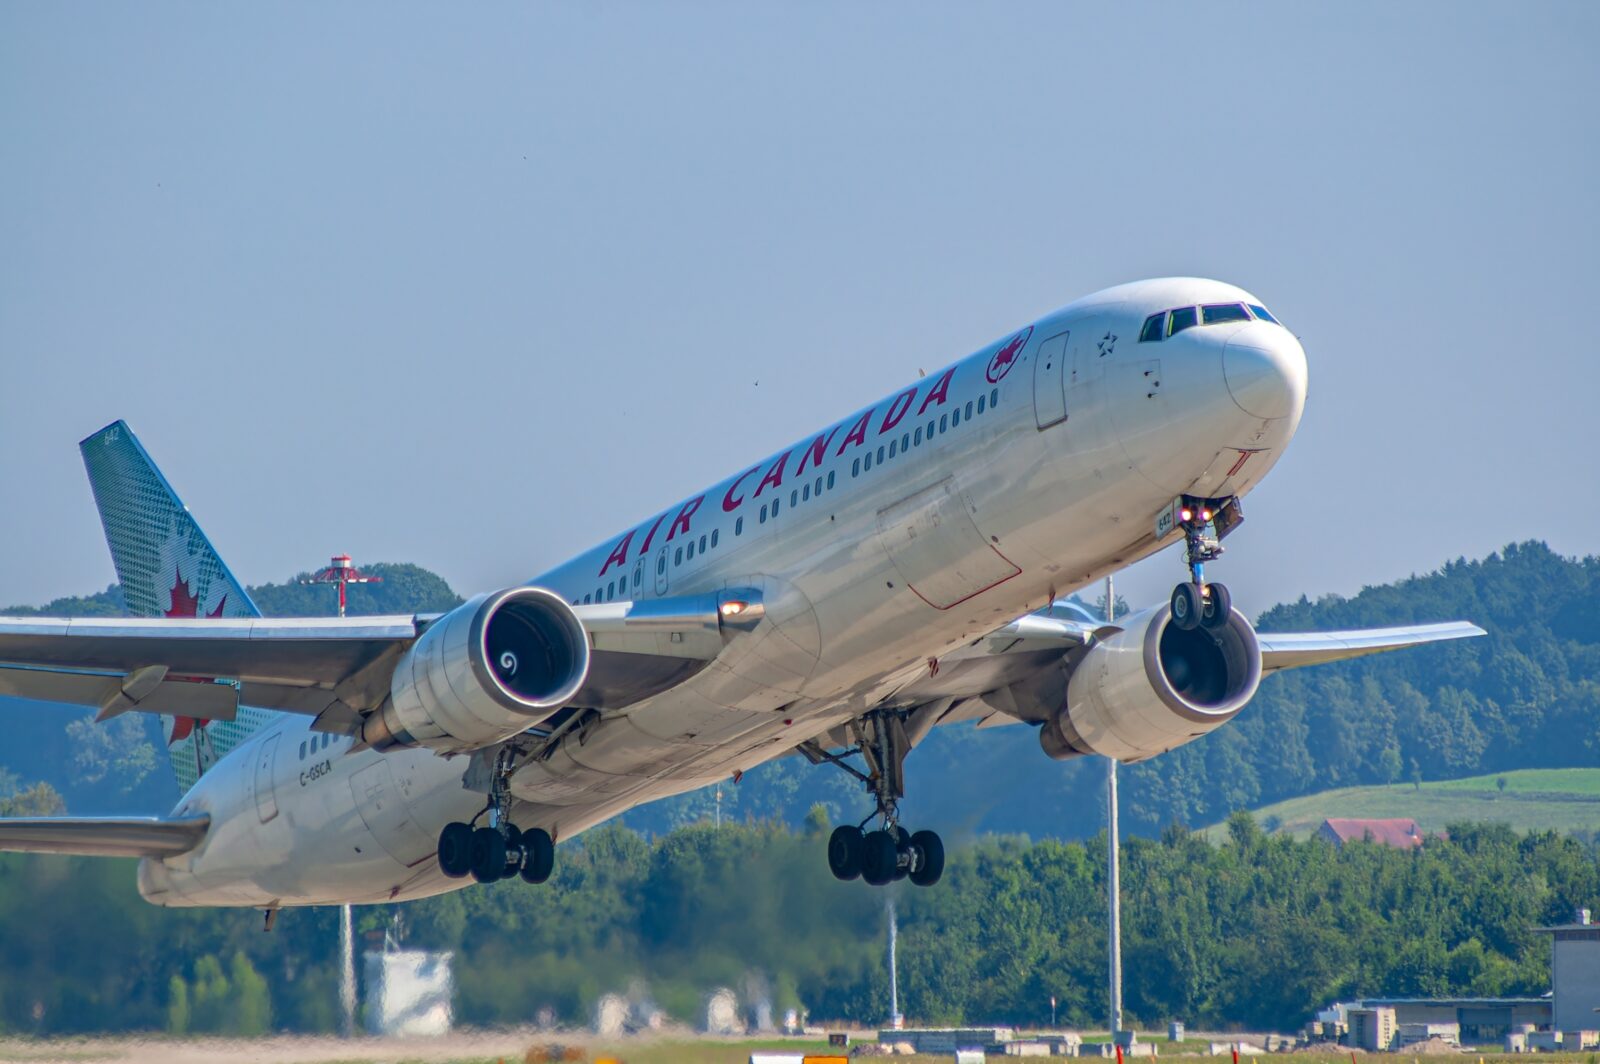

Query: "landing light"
(720, 600), (748, 617)
(1180, 508), (1193, 522)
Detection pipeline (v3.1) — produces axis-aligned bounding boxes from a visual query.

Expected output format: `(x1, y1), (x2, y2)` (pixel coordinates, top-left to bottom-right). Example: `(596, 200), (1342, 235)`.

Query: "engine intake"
(364, 586), (589, 752)
(1040, 603), (1261, 763)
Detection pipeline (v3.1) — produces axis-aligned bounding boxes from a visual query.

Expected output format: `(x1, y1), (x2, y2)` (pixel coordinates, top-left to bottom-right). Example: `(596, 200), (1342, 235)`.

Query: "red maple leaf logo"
(164, 566), (226, 618)
(986, 326), (1033, 383)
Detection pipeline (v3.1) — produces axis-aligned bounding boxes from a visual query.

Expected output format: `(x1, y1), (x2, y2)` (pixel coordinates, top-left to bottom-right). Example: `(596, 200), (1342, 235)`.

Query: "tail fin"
(79, 421), (271, 790)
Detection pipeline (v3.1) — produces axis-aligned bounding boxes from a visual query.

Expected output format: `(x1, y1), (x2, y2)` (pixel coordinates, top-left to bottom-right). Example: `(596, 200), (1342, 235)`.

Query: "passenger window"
(735, 516), (744, 535)
(699, 534), (707, 553)
(675, 547), (683, 565)
(926, 420), (935, 439)
(711, 529), (719, 548)
(965, 401), (974, 420)
(852, 458), (860, 477)
(876, 445), (885, 464)
(299, 741), (306, 759)
(803, 483), (811, 501)
(619, 575), (628, 594)
(773, 498), (781, 516)
(1249, 304), (1280, 324)
(760, 504), (768, 524)
(1140, 313), (1166, 342)
(901, 433), (910, 452)
(990, 388), (999, 406)
(977, 395), (985, 414)
(657, 556), (666, 574)
(864, 452), (873, 471)
(790, 489), (798, 507)
(952, 408), (961, 427)
(1168, 306), (1199, 335)
(608, 581), (615, 598)
(686, 541), (695, 559)
(940, 414), (948, 432)
(584, 593), (592, 604)
(1202, 303), (1250, 324)
(914, 427), (923, 445)
(827, 471), (835, 489)
(889, 440), (897, 458)
(814, 476), (823, 495)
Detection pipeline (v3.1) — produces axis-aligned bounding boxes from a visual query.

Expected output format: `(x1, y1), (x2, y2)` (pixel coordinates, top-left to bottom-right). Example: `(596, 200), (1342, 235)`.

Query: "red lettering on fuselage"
(916, 367), (956, 415)
(599, 530), (635, 576)
(794, 428), (839, 476)
(667, 495), (705, 540)
(639, 512), (669, 555)
(879, 388), (917, 434)
(723, 465), (760, 512)
(753, 451), (791, 497)
(835, 409), (875, 455)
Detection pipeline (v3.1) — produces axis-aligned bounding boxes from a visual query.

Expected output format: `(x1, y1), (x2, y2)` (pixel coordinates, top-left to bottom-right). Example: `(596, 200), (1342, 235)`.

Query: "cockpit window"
(1139, 313), (1166, 342)
(1201, 303), (1250, 325)
(1168, 306), (1198, 336)
(1248, 304), (1280, 325)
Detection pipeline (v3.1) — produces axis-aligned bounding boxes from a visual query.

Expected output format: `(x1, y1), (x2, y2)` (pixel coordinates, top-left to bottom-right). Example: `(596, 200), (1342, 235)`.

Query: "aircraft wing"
(878, 610), (1486, 733)
(0, 592), (751, 730)
(1255, 621), (1486, 672)
(0, 815), (209, 857)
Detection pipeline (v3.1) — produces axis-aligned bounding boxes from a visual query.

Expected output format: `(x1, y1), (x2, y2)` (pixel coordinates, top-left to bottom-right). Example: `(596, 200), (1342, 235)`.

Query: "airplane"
(0, 278), (1484, 913)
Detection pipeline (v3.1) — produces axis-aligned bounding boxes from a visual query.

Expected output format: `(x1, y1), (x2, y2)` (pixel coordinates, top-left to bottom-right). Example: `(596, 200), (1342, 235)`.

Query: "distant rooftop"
(1319, 817), (1427, 849)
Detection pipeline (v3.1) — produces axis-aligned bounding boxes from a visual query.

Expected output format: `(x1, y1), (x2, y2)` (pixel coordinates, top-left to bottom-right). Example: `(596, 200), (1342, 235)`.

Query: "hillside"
(2, 540), (1597, 840)
(1200, 768), (1600, 840)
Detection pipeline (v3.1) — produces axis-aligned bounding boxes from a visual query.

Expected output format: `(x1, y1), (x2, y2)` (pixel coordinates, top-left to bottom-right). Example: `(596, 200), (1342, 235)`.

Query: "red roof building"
(1317, 817), (1427, 849)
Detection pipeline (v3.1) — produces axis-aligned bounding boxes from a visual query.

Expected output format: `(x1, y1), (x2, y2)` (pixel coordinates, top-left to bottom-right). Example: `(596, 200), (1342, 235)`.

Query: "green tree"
(165, 974), (190, 1035)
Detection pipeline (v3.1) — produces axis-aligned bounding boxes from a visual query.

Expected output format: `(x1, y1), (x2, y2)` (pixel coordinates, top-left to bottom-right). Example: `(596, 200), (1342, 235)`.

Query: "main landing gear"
(803, 710), (945, 888)
(1169, 495), (1237, 632)
(437, 746), (555, 886)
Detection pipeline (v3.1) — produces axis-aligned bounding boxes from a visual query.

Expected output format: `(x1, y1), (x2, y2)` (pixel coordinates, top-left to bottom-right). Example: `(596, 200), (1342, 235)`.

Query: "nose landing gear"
(1169, 495), (1239, 632)
(805, 709), (945, 888)
(436, 745), (556, 886)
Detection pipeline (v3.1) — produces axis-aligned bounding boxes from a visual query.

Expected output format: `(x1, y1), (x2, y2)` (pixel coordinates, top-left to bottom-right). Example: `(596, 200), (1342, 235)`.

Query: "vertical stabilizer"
(79, 421), (270, 791)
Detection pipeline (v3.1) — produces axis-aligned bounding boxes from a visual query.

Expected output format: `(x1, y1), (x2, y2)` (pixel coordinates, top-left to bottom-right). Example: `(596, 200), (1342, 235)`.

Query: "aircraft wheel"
(909, 830), (944, 888)
(1201, 582), (1232, 629)
(438, 822), (473, 879)
(520, 827), (555, 884)
(1171, 582), (1202, 630)
(861, 830), (899, 887)
(827, 825), (865, 881)
(891, 825), (913, 881)
(469, 826), (507, 884)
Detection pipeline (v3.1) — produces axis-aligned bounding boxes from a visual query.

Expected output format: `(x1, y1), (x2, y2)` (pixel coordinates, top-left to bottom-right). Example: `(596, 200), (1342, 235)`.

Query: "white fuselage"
(139, 277), (1308, 908)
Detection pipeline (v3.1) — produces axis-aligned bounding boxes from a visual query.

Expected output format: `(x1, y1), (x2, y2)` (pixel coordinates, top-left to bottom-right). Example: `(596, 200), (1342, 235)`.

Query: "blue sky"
(2, 3), (1595, 616)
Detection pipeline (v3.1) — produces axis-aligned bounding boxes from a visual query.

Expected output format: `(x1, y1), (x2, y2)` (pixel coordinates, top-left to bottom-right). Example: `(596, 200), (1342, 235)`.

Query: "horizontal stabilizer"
(1257, 621), (1486, 672)
(0, 815), (209, 858)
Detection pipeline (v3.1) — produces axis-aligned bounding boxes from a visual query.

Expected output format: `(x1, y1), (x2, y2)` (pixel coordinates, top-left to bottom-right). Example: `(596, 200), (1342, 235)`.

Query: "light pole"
(1106, 574), (1123, 1040)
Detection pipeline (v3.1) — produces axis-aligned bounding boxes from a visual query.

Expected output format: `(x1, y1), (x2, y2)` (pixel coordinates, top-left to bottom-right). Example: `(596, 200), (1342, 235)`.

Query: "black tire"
(1201, 582), (1232, 630)
(1171, 582), (1202, 630)
(438, 822), (473, 879)
(909, 830), (944, 887)
(520, 827), (555, 884)
(861, 830), (899, 886)
(469, 826), (507, 884)
(827, 825), (865, 881)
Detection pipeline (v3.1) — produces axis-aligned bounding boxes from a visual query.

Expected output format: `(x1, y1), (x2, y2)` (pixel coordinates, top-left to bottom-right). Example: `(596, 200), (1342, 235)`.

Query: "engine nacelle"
(1040, 604), (1261, 763)
(364, 586), (589, 753)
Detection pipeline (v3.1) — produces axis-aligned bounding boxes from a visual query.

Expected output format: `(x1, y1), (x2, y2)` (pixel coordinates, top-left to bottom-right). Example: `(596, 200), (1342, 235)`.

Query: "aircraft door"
(653, 544), (669, 595)
(252, 733), (280, 823)
(1033, 330), (1070, 429)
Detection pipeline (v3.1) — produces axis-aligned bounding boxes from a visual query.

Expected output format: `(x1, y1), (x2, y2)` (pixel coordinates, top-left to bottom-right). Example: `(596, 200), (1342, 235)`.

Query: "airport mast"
(1106, 573), (1123, 1039)
(302, 554), (383, 1038)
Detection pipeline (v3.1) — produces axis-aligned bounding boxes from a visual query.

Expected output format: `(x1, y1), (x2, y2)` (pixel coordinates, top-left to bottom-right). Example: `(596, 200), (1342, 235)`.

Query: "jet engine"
(364, 587), (589, 753)
(1039, 604), (1261, 763)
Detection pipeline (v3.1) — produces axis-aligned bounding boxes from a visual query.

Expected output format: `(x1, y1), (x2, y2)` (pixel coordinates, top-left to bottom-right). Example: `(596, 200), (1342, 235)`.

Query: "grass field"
(1203, 768), (1600, 840)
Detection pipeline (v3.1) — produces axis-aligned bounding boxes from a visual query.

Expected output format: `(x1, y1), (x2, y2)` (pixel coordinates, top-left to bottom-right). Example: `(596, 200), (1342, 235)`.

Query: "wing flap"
(0, 815), (209, 858)
(1257, 621), (1486, 672)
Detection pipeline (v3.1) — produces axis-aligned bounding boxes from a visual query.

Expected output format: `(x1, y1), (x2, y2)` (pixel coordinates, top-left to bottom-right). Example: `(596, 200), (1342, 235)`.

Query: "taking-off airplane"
(0, 278), (1483, 913)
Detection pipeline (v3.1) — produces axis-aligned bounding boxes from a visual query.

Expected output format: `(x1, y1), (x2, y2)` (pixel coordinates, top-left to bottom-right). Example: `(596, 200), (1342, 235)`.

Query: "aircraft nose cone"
(1223, 325), (1307, 420)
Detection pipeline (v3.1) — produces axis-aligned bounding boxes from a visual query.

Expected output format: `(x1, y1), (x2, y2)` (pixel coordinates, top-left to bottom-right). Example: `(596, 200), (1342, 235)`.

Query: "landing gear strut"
(804, 710), (945, 888)
(436, 745), (555, 885)
(1170, 495), (1236, 632)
